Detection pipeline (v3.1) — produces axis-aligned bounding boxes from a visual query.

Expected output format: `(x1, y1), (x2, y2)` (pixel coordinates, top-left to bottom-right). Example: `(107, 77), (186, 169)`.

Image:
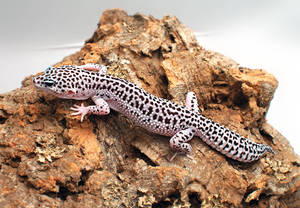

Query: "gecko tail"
(262, 144), (275, 154)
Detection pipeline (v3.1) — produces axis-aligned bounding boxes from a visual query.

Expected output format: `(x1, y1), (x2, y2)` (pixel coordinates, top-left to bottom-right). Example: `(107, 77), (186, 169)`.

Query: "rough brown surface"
(0, 9), (299, 208)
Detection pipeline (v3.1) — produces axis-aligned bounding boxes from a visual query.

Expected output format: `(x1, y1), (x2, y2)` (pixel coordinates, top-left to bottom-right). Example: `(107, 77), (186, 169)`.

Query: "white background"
(0, 1), (299, 155)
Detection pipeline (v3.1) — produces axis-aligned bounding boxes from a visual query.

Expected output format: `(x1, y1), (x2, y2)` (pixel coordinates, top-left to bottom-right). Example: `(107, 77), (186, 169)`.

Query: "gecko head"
(32, 65), (95, 100)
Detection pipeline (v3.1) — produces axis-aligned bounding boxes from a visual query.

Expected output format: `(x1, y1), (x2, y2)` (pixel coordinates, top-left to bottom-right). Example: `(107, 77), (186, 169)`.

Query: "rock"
(0, 8), (299, 208)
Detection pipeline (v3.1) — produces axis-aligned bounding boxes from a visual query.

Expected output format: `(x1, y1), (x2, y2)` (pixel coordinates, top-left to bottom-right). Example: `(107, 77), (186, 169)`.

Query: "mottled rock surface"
(0, 9), (299, 208)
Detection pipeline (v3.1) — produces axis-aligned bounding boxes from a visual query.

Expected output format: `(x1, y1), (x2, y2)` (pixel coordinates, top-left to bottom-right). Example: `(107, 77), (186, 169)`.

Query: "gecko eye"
(43, 79), (56, 87)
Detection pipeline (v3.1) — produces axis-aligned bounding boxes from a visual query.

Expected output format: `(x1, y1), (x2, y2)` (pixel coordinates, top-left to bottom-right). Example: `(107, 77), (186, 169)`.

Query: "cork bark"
(0, 9), (299, 208)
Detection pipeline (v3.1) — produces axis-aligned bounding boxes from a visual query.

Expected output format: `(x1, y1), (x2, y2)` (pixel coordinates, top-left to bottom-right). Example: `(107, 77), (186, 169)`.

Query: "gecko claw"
(169, 152), (195, 163)
(170, 153), (178, 161)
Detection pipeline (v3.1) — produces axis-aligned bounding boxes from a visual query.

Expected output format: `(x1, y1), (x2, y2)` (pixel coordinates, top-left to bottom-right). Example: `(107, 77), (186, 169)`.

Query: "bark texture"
(0, 9), (299, 208)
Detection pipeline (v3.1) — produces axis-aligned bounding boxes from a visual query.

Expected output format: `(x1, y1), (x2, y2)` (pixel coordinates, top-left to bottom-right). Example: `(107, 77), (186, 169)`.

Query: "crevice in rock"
(59, 118), (67, 129)
(152, 200), (173, 208)
(292, 161), (300, 167)
(131, 145), (157, 167)
(78, 169), (93, 187)
(233, 92), (249, 108)
(0, 115), (7, 124)
(136, 74), (151, 87)
(242, 187), (257, 205)
(0, 109), (8, 124)
(169, 34), (176, 43)
(160, 74), (169, 88)
(230, 82), (249, 108)
(152, 192), (180, 208)
(259, 128), (274, 141)
(10, 156), (21, 168)
(188, 192), (202, 207)
(242, 188), (271, 206)
(57, 183), (81, 201)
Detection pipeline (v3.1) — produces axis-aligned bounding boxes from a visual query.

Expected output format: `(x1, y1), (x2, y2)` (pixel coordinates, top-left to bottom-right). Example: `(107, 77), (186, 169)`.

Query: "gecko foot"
(70, 103), (89, 122)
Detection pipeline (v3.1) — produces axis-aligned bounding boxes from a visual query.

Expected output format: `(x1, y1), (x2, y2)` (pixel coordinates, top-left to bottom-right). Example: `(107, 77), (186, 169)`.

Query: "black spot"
(139, 95), (145, 101)
(158, 116), (163, 122)
(128, 95), (134, 102)
(153, 114), (157, 120)
(245, 153), (249, 160)
(122, 94), (127, 101)
(161, 108), (166, 116)
(147, 106), (153, 116)
(165, 118), (171, 124)
(145, 98), (149, 105)
(249, 147), (253, 153)
(224, 144), (229, 149)
(240, 152), (245, 158)
(135, 101), (139, 108)
(119, 90), (124, 97)
(172, 119), (177, 126)
(139, 104), (144, 111)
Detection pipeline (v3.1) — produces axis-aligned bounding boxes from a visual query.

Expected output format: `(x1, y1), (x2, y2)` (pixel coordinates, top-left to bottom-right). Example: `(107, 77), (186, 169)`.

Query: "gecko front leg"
(70, 97), (110, 122)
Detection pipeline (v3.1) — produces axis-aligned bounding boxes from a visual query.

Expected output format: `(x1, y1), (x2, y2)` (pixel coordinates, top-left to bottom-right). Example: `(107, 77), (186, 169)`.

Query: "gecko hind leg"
(169, 128), (196, 161)
(79, 63), (107, 74)
(185, 92), (201, 113)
